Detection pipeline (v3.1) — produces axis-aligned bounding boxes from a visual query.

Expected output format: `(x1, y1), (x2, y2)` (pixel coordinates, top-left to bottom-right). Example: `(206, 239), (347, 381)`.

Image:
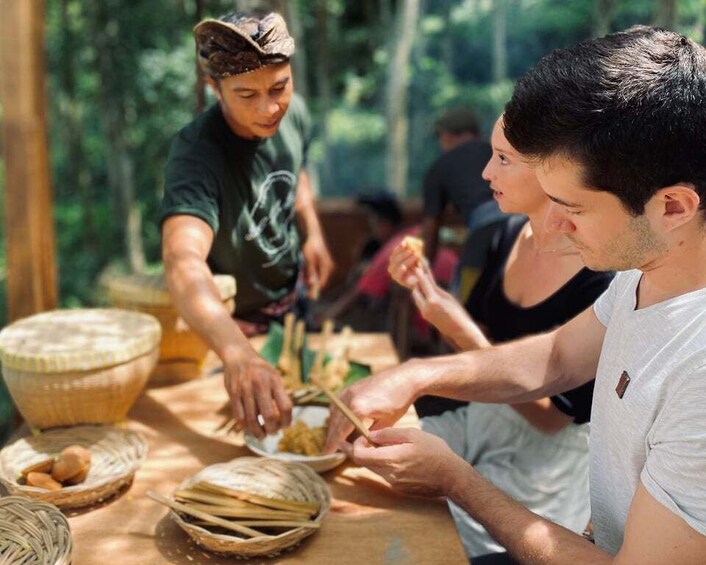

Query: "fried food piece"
(401, 235), (424, 262)
(20, 458), (55, 478)
(26, 471), (62, 491)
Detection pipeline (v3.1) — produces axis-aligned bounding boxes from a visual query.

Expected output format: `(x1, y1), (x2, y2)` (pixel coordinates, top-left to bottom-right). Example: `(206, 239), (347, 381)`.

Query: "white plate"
(245, 406), (346, 473)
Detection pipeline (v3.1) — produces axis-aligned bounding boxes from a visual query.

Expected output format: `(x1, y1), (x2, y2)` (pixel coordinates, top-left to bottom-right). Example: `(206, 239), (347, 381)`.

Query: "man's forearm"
(165, 256), (253, 363)
(446, 462), (611, 564)
(408, 331), (574, 405)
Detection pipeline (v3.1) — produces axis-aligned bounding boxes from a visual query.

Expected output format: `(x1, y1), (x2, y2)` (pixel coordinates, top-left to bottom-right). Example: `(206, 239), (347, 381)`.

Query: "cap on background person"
(194, 12), (295, 78)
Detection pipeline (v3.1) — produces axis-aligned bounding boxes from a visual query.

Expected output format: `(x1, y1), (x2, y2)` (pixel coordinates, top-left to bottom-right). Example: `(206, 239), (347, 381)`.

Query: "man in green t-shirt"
(160, 12), (333, 439)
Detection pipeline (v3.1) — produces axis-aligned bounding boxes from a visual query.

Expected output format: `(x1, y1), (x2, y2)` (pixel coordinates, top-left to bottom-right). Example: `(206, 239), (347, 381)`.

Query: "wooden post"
(0, 0), (58, 322)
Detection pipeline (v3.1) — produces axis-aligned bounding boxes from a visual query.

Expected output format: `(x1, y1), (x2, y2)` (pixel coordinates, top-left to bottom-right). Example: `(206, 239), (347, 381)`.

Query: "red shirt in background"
(357, 226), (458, 298)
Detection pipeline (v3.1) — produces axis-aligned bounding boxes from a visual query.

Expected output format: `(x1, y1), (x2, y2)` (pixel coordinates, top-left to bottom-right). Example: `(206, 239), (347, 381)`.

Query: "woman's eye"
(566, 209), (582, 216)
(498, 154), (509, 165)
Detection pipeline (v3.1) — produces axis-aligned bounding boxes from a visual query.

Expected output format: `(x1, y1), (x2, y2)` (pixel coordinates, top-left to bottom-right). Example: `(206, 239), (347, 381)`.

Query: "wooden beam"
(0, 0), (58, 322)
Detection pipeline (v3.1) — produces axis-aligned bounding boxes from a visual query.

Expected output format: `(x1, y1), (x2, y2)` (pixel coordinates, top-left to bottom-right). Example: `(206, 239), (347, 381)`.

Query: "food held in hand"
(402, 235), (425, 262)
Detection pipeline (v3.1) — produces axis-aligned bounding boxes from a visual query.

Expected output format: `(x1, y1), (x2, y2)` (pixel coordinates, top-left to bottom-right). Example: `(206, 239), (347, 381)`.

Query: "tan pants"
(422, 403), (590, 558)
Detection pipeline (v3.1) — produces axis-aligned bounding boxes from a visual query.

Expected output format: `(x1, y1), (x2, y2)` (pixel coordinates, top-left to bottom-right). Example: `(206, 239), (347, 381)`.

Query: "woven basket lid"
(0, 308), (162, 373)
(104, 272), (236, 307)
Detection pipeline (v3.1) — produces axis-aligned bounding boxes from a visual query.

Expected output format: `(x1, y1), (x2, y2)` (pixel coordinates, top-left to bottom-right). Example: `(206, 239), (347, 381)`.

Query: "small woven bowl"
(168, 457), (331, 558)
(0, 496), (72, 565)
(0, 425), (148, 509)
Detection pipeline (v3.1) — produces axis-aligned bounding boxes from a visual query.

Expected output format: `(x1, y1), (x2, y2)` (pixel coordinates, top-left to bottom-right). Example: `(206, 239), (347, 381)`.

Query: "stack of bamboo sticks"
(148, 481), (321, 538)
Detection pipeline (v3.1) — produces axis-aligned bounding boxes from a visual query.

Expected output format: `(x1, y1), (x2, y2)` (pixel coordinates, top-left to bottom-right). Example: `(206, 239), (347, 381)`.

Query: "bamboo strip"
(175, 496), (310, 521)
(195, 482), (320, 515)
(191, 519), (319, 529)
(308, 374), (373, 443)
(148, 491), (261, 538)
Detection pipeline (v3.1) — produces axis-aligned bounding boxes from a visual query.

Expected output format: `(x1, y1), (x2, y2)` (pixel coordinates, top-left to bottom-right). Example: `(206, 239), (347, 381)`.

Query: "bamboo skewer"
(310, 319), (333, 380)
(277, 313), (296, 374)
(291, 320), (306, 387)
(191, 519), (319, 529)
(147, 491), (262, 538)
(308, 373), (373, 443)
(195, 481), (320, 516)
(174, 500), (310, 522)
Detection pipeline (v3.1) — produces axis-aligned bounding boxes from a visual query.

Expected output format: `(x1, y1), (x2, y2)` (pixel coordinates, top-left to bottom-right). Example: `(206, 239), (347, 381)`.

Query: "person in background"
(422, 107), (505, 303)
(160, 11), (333, 440)
(319, 191), (458, 333)
(327, 26), (706, 564)
(388, 115), (613, 557)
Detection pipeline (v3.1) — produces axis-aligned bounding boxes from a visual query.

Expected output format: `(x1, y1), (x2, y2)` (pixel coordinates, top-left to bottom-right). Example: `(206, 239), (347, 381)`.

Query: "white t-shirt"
(592, 269), (706, 554)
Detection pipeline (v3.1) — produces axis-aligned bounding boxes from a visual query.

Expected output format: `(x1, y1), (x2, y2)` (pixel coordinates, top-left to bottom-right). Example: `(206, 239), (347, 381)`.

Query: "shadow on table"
(130, 394), (248, 468)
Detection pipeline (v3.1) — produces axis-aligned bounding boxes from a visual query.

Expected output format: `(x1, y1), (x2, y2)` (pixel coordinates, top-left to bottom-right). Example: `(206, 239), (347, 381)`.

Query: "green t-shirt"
(160, 95), (310, 315)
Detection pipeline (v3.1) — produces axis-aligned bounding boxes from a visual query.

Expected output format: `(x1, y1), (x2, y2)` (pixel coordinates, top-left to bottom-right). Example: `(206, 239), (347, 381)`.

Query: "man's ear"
(655, 185), (701, 232)
(204, 76), (221, 102)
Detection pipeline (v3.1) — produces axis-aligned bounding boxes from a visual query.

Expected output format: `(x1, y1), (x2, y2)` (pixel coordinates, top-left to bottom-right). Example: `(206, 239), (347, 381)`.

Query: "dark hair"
(504, 26), (706, 216)
(357, 190), (403, 226)
(434, 107), (480, 136)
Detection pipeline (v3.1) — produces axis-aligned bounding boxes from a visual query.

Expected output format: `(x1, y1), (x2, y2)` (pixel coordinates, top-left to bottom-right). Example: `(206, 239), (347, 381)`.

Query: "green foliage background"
(0, 0), (704, 437)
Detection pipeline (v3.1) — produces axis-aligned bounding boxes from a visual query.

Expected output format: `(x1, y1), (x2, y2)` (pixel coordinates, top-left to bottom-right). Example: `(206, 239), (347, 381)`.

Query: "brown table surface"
(57, 333), (466, 564)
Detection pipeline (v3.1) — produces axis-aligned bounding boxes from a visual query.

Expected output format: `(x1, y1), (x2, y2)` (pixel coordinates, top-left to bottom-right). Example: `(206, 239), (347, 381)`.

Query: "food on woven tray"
(278, 420), (327, 456)
(401, 235), (425, 262)
(277, 315), (354, 399)
(149, 480), (322, 538)
(19, 444), (92, 489)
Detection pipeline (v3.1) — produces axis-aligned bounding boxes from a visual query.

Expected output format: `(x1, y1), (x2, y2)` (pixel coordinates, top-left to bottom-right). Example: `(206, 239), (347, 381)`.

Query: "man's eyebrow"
(547, 194), (582, 208)
(231, 77), (289, 93)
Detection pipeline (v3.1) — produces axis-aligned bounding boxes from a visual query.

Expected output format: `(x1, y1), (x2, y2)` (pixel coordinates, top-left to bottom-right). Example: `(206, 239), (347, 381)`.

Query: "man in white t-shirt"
(325, 26), (706, 564)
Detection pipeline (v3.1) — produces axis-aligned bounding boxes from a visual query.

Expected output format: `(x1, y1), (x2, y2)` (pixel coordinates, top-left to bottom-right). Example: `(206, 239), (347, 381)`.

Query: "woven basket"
(0, 425), (147, 510)
(0, 496), (72, 565)
(0, 308), (161, 429)
(104, 273), (236, 384)
(168, 457), (330, 558)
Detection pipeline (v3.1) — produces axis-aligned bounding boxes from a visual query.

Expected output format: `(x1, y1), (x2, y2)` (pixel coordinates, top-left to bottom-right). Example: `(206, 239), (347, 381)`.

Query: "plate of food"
(245, 406), (346, 473)
(259, 316), (371, 404)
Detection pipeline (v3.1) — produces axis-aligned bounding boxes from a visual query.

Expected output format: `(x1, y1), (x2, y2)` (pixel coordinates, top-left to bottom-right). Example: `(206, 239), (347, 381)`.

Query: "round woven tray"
(0, 496), (72, 565)
(169, 457), (331, 558)
(0, 425), (148, 510)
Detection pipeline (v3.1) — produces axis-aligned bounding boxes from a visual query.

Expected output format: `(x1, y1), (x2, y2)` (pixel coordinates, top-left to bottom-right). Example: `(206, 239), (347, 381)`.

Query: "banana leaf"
(259, 322), (371, 402)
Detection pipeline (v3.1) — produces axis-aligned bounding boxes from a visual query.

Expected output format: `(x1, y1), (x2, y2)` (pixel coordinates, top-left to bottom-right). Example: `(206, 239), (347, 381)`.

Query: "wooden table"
(61, 334), (468, 564)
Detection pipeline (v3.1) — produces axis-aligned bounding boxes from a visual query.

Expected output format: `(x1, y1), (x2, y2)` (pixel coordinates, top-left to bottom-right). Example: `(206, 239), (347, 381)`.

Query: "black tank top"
(466, 216), (614, 423)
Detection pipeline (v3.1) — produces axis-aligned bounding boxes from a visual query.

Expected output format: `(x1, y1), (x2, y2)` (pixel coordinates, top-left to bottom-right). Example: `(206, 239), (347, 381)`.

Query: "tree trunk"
(652, 0), (678, 29)
(314, 0), (333, 192)
(59, 0), (95, 249)
(285, 0), (309, 101)
(90, 3), (146, 273)
(385, 0), (420, 196)
(492, 0), (508, 83)
(440, 0), (454, 71)
(194, 0), (206, 115)
(592, 0), (618, 37)
(0, 0), (58, 320)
